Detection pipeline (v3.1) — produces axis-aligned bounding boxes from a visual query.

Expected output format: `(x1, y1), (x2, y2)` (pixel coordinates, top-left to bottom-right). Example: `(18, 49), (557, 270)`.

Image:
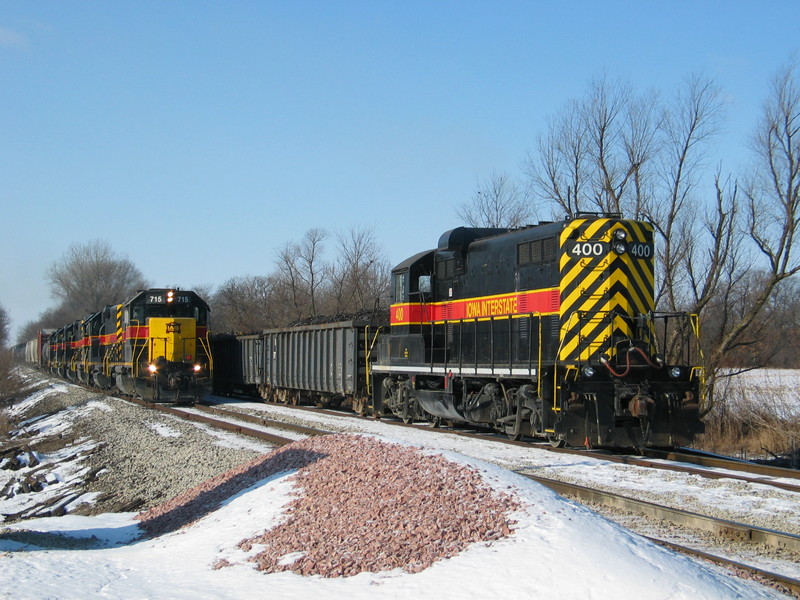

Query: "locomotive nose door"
(148, 318), (197, 363)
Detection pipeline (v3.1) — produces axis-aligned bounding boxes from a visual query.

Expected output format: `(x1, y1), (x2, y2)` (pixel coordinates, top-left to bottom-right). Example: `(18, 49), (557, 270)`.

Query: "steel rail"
(522, 473), (800, 553)
(644, 448), (800, 481)
(647, 537), (800, 597)
(191, 402), (330, 438)
(228, 397), (800, 493)
(127, 397), (297, 447)
(593, 453), (800, 494)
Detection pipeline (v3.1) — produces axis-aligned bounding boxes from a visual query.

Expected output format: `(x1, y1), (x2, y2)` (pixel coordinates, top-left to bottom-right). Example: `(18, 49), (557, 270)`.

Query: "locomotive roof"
(437, 226), (510, 250)
(393, 215), (636, 272)
(391, 248), (434, 272)
(438, 221), (568, 251)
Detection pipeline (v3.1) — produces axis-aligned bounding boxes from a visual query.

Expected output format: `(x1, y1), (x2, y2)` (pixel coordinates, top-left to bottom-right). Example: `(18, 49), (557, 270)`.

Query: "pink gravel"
(137, 433), (520, 578)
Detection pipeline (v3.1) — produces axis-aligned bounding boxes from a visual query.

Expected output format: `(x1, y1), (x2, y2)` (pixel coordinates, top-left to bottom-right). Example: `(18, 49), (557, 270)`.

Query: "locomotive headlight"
(612, 241), (627, 254)
(148, 364), (158, 374)
(193, 364), (202, 373)
(582, 365), (596, 378)
(668, 366), (683, 379)
(613, 229), (628, 240)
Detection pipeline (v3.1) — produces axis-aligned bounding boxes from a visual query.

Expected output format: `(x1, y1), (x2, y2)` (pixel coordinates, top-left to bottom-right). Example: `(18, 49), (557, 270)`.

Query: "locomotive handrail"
(688, 313), (707, 409)
(428, 312), (545, 381)
(363, 325), (382, 397)
(199, 331), (213, 378)
(130, 319), (147, 377)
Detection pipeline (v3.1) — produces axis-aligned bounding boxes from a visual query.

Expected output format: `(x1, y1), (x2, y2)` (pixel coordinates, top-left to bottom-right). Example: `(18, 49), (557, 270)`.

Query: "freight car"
(212, 318), (383, 414)
(20, 288), (212, 403)
(371, 212), (704, 448)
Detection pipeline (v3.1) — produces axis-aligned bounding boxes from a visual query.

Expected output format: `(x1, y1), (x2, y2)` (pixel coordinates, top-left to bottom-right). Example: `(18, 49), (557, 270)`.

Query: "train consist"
(17, 288), (212, 403)
(213, 213), (705, 449)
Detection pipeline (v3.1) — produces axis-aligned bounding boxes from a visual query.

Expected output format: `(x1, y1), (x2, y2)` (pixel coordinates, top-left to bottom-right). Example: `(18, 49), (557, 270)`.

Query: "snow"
(718, 369), (800, 419)
(0, 386), (790, 598)
(0, 452), (783, 599)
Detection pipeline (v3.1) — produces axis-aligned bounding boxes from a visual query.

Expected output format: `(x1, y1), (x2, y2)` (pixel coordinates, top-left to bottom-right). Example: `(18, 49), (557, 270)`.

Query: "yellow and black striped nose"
(558, 218), (655, 362)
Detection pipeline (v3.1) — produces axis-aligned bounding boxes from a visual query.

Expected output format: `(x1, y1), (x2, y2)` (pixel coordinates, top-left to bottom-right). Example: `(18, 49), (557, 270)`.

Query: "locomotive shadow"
(134, 447), (328, 541)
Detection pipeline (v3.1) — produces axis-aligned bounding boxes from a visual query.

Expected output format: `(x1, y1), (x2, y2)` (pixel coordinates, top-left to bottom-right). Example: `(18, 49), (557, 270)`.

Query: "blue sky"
(1, 1), (798, 340)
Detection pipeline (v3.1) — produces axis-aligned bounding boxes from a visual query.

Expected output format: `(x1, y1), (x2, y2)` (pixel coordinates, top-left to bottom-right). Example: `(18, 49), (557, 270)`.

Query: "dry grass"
(694, 382), (800, 467)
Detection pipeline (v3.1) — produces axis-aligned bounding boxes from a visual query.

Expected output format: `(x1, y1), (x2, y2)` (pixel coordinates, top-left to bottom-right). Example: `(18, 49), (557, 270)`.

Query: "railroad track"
(645, 447), (800, 482)
(130, 396), (800, 595)
(203, 396), (800, 493)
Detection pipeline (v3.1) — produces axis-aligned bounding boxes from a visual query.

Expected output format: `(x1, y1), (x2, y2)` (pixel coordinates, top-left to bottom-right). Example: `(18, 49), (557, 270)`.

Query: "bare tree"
(47, 240), (148, 319)
(329, 226), (391, 314)
(210, 275), (277, 333)
(0, 304), (9, 348)
(527, 75), (660, 218)
(679, 173), (741, 314)
(648, 75), (726, 312)
(708, 63), (800, 368)
(457, 172), (532, 228)
(272, 228), (329, 322)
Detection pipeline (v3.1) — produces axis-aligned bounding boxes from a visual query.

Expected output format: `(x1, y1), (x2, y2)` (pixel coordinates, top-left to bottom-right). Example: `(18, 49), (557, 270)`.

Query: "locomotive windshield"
(145, 304), (209, 325)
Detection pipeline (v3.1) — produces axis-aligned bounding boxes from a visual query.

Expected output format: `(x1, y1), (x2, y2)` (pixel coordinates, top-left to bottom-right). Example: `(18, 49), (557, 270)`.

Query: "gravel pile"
(138, 433), (520, 578)
(75, 396), (262, 513)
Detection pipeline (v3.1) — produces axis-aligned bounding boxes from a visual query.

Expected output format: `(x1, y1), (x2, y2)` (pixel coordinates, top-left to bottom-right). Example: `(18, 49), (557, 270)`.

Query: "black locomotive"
(19, 288), (212, 403)
(213, 213), (704, 449)
(372, 213), (703, 448)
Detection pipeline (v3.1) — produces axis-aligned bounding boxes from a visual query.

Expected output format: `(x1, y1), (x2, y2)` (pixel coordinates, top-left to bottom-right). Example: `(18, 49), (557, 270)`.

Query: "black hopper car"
(213, 213), (705, 449)
(212, 318), (382, 415)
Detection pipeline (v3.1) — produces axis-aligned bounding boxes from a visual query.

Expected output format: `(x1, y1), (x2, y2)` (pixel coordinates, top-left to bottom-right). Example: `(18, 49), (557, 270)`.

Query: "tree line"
(211, 226), (390, 333)
(10, 226), (390, 342)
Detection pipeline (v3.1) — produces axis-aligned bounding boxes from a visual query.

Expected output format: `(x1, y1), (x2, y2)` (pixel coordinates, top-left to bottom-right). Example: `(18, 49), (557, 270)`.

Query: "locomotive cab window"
(394, 272), (406, 303)
(418, 275), (431, 295)
(131, 305), (144, 324)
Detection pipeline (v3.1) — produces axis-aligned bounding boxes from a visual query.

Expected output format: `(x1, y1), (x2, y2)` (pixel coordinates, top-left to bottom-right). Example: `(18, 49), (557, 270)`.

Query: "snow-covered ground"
(0, 448), (785, 599)
(0, 379), (791, 599)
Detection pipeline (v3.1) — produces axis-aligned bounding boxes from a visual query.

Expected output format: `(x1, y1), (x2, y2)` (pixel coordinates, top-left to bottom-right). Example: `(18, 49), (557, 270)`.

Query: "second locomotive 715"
(371, 213), (704, 448)
(37, 288), (212, 403)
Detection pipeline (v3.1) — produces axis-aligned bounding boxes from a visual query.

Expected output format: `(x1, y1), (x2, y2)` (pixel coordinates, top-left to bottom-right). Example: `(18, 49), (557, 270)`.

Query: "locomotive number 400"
(569, 242), (606, 257)
(568, 241), (653, 258)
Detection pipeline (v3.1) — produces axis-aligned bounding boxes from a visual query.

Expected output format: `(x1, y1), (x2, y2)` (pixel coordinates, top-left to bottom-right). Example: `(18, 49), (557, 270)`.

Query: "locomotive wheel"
(548, 435), (565, 448)
(505, 426), (523, 441)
